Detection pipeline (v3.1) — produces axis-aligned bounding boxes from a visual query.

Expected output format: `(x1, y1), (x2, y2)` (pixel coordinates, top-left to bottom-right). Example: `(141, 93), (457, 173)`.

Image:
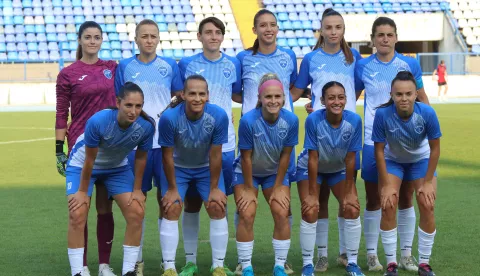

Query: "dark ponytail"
(377, 71), (419, 109)
(248, 9), (277, 55)
(76, 21), (103, 60)
(115, 82), (156, 128)
(313, 8), (353, 64)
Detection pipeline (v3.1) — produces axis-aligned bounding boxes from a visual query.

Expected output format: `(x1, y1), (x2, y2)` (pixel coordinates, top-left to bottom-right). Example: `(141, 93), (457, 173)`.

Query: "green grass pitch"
(0, 104), (479, 275)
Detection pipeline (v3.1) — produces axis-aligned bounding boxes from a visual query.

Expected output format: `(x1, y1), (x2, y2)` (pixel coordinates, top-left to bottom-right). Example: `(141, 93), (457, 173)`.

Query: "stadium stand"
(0, 0), (243, 61)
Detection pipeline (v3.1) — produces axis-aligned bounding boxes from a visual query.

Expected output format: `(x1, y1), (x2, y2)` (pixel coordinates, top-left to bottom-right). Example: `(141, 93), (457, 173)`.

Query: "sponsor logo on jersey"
(159, 66), (168, 77)
(223, 68), (231, 78)
(103, 69), (112, 79)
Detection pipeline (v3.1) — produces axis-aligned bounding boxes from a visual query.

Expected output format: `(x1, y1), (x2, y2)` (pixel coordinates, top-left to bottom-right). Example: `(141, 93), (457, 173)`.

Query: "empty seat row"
(1, 0), (192, 9)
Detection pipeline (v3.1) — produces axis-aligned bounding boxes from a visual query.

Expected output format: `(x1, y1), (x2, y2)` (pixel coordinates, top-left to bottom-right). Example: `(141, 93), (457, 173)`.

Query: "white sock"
(418, 227), (436, 265)
(398, 207), (416, 257)
(300, 220), (317, 267)
(237, 240), (254, 269)
(364, 209), (381, 256)
(345, 217), (361, 265)
(316, 219), (328, 258)
(137, 219), (145, 262)
(273, 238), (290, 267)
(380, 228), (397, 265)
(182, 212), (200, 264)
(68, 248), (84, 276)
(160, 218), (179, 270)
(123, 245), (140, 275)
(337, 217), (346, 255)
(158, 218), (162, 260)
(210, 218), (229, 268)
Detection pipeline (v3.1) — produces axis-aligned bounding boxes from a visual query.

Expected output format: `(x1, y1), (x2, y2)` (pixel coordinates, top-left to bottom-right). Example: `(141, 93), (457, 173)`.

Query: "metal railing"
(417, 52), (480, 75)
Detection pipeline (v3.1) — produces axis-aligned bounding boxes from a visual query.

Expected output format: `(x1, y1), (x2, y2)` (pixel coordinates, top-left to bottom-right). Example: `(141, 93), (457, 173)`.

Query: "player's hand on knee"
(343, 192), (360, 212)
(269, 186), (290, 210)
(162, 188), (182, 213)
(417, 180), (436, 208)
(68, 191), (89, 212)
(236, 187), (257, 211)
(207, 188), (227, 212)
(301, 194), (319, 215)
(56, 152), (68, 177)
(381, 185), (398, 210)
(128, 189), (146, 210)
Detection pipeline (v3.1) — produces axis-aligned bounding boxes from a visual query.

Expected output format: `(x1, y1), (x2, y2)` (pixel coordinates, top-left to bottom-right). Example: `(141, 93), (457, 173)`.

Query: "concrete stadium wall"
(0, 75), (479, 106)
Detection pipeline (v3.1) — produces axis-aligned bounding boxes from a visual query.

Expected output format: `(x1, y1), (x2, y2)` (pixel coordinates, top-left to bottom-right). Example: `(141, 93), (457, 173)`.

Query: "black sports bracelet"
(56, 140), (64, 154)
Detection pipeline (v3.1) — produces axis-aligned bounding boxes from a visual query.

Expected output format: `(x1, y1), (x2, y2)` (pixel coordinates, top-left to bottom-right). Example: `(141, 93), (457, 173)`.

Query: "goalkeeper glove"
(56, 140), (68, 177)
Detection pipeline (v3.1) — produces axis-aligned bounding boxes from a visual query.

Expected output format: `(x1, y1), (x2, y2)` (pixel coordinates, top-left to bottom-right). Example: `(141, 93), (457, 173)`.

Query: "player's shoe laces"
(273, 265), (288, 276)
(179, 262), (199, 276)
(383, 262), (398, 276)
(241, 266), (254, 276)
(346, 263), (365, 276)
(418, 264), (436, 276)
(235, 264), (242, 276)
(122, 272), (136, 276)
(336, 253), (348, 267)
(314, 256), (329, 272)
(162, 268), (178, 276)
(301, 264), (314, 276)
(84, 266), (91, 276)
(367, 255), (383, 271)
(399, 256), (418, 271)
(99, 264), (117, 276)
(211, 266), (228, 276)
(134, 261), (144, 276)
(284, 263), (294, 275)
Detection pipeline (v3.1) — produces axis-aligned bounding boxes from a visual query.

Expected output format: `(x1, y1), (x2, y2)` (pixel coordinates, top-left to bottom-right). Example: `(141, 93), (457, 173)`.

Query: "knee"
(343, 205), (360, 220)
(207, 202), (226, 219)
(381, 204), (397, 221)
(69, 208), (88, 230)
(301, 207), (318, 223)
(163, 202), (182, 220)
(125, 203), (145, 227)
(417, 196), (435, 215)
(238, 209), (256, 228)
(271, 202), (289, 224)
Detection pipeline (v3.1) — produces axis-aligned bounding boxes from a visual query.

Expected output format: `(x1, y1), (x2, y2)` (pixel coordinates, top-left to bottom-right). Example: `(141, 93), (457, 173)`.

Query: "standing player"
(373, 71), (441, 276)
(291, 8), (363, 271)
(158, 75), (230, 276)
(432, 60), (448, 102)
(56, 21), (117, 276)
(65, 83), (155, 276)
(233, 73), (299, 276)
(296, 81), (364, 276)
(177, 17), (242, 276)
(115, 19), (184, 275)
(236, 12), (297, 274)
(355, 16), (431, 272)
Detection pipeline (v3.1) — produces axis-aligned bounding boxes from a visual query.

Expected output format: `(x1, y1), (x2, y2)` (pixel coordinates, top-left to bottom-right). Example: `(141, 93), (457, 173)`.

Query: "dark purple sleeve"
(55, 69), (71, 129)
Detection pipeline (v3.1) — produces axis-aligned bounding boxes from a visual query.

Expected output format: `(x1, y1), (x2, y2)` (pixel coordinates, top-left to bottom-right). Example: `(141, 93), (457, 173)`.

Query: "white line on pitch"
(0, 137), (53, 145)
(0, 126), (54, 130)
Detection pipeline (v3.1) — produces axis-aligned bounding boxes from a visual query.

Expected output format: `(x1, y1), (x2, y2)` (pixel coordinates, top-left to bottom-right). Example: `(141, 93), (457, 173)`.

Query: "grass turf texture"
(0, 104), (479, 275)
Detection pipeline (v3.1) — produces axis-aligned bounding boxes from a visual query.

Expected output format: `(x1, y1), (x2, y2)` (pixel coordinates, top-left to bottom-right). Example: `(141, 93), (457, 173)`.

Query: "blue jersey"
(178, 52), (241, 152)
(372, 102), (441, 163)
(158, 102), (229, 168)
(237, 47), (298, 114)
(115, 55), (184, 149)
(68, 109), (155, 170)
(355, 52), (424, 146)
(295, 48), (362, 113)
(298, 109), (362, 173)
(233, 108), (299, 177)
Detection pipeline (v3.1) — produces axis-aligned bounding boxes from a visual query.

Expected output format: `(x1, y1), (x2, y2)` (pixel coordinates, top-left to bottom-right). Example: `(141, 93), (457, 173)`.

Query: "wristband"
(56, 140), (64, 154)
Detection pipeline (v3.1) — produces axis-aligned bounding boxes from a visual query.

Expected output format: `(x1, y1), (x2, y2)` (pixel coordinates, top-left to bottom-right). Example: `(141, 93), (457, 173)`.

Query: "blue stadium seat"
(28, 51), (39, 60)
(26, 33), (36, 42)
(110, 40), (121, 49)
(101, 41), (111, 50)
(165, 14), (175, 23)
(69, 41), (77, 50)
(61, 49), (71, 60)
(144, 14), (154, 21)
(277, 38), (288, 47)
(151, 0), (161, 6)
(135, 15), (144, 23)
(93, 7), (103, 15)
(36, 33), (47, 42)
(153, 6), (162, 16)
(113, 6), (123, 15)
(177, 22), (187, 32)
(72, 0), (82, 7)
(312, 20), (321, 30)
(6, 43), (16, 52)
(285, 30), (295, 38)
(363, 3), (374, 12)
(67, 33), (76, 41)
(302, 20), (312, 29)
(158, 23), (168, 32)
(0, 43), (6, 52)
(298, 38), (308, 46)
(118, 33), (128, 41)
(7, 51), (19, 60)
(124, 6), (134, 15)
(55, 16), (65, 24)
(277, 30), (285, 38)
(282, 20), (293, 30)
(278, 12), (288, 21)
(131, 0), (140, 6)
(289, 12), (299, 21)
(163, 5), (173, 14)
(3, 7), (14, 17)
(121, 0), (132, 6)
(17, 42), (27, 51)
(58, 33), (67, 42)
(144, 6), (153, 15)
(50, 51), (60, 61)
(6, 34), (15, 43)
(45, 24), (55, 33)
(74, 15), (85, 24)
(52, 0), (62, 7)
(175, 14), (185, 23)
(354, 3), (364, 12)
(344, 3), (354, 12)
(163, 49), (173, 58)
(392, 3), (402, 12)
(121, 41), (131, 50)
(111, 50), (121, 59)
(48, 41), (59, 51)
(292, 46), (302, 57)
(122, 50), (132, 58)
(65, 16), (74, 24)
(292, 21), (303, 30)
(421, 3), (431, 11)
(24, 8), (33, 16)
(401, 3), (412, 11)
(5, 26), (15, 35)
(18, 51), (28, 60)
(16, 34), (26, 43)
(4, 16), (14, 25)
(47, 33), (57, 42)
(106, 24), (116, 33)
(38, 50), (49, 60)
(276, 5), (286, 12)
(100, 49), (111, 59)
(184, 49), (194, 57)
(104, 6), (113, 15)
(0, 53), (7, 61)
(382, 3), (393, 12)
(302, 46), (311, 56)
(44, 8), (54, 16)
(115, 15), (125, 23)
(23, 0), (34, 8)
(295, 4), (306, 12)
(13, 8), (23, 16)
(173, 49), (184, 59)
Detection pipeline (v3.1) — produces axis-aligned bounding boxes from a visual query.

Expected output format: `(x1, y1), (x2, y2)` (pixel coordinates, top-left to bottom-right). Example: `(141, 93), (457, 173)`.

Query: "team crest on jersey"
(131, 131), (141, 142)
(279, 58), (288, 69)
(223, 68), (231, 79)
(342, 131), (352, 142)
(103, 69), (112, 79)
(277, 128), (288, 139)
(203, 120), (214, 134)
(159, 66), (168, 77)
(414, 123), (424, 134)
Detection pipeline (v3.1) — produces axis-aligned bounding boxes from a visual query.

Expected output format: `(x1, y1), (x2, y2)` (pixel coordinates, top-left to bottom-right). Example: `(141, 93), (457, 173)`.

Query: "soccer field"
(1, 104), (479, 276)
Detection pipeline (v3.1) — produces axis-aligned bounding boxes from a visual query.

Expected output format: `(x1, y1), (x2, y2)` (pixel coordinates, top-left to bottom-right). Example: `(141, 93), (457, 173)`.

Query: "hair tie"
(258, 79), (284, 95)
